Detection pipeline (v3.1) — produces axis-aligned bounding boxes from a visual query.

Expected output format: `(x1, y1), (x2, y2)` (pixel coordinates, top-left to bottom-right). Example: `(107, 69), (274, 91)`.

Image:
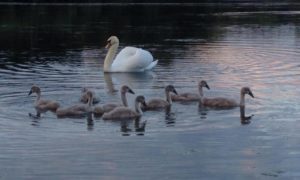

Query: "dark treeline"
(0, 0), (299, 3)
(1, 0), (300, 63)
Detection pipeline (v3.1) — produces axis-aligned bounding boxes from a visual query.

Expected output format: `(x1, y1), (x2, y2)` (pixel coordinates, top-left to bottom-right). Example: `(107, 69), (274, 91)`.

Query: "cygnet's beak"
(205, 84), (210, 90)
(248, 91), (254, 98)
(142, 101), (147, 107)
(128, 88), (135, 94)
(28, 90), (33, 96)
(82, 87), (88, 93)
(173, 89), (178, 95)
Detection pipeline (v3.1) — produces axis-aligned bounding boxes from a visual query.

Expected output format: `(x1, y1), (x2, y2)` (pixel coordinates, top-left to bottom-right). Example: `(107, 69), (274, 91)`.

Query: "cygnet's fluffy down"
(102, 95), (146, 120)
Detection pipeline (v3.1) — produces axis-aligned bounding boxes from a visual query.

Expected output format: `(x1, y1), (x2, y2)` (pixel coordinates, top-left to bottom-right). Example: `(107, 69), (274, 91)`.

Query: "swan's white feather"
(145, 59), (158, 70)
(111, 46), (155, 72)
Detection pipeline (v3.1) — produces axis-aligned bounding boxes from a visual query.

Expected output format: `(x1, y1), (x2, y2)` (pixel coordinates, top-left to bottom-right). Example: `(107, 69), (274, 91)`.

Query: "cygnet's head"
(28, 85), (41, 96)
(136, 95), (147, 106)
(241, 87), (254, 98)
(199, 80), (210, 90)
(81, 87), (88, 93)
(165, 85), (178, 95)
(105, 36), (119, 49)
(86, 91), (94, 99)
(121, 85), (135, 94)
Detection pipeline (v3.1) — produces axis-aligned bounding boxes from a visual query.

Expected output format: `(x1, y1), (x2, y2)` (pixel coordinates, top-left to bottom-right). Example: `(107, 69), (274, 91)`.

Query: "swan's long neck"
(240, 92), (245, 107)
(121, 92), (128, 107)
(135, 101), (143, 115)
(166, 90), (172, 105)
(104, 43), (119, 72)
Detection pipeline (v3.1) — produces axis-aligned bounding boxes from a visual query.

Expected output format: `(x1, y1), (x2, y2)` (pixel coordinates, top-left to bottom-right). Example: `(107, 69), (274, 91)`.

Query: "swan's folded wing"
(36, 99), (60, 111)
(171, 93), (199, 101)
(203, 97), (238, 107)
(116, 47), (137, 59)
(146, 98), (168, 108)
(112, 47), (155, 72)
(145, 59), (158, 70)
(102, 107), (137, 119)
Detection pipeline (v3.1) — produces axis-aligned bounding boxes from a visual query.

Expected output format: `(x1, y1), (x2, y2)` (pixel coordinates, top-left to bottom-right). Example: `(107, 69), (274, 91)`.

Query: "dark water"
(1, 3), (300, 179)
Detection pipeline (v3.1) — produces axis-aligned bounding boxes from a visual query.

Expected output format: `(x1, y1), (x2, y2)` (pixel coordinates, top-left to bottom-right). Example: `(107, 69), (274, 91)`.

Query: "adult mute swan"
(103, 36), (158, 72)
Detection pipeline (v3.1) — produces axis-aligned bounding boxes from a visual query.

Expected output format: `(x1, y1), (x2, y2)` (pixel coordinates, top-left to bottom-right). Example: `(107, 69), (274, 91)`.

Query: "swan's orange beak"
(105, 41), (111, 49)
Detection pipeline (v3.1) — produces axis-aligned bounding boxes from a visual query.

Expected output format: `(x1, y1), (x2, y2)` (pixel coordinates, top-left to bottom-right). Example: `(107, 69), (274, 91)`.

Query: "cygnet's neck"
(240, 106), (245, 117)
(121, 91), (128, 107)
(198, 85), (204, 98)
(135, 101), (143, 116)
(35, 92), (41, 104)
(87, 96), (93, 107)
(198, 86), (205, 104)
(240, 92), (246, 107)
(104, 43), (119, 72)
(165, 89), (172, 105)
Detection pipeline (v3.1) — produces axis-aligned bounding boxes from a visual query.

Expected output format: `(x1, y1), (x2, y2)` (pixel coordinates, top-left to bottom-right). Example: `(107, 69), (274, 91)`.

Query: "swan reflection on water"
(86, 112), (94, 131)
(118, 117), (147, 136)
(165, 105), (176, 126)
(103, 71), (156, 94)
(29, 112), (95, 131)
(198, 106), (209, 120)
(240, 106), (253, 125)
(198, 106), (253, 125)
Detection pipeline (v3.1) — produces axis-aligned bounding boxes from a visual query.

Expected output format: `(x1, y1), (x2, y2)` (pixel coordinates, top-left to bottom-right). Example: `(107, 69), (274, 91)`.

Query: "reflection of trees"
(1, 3), (299, 62)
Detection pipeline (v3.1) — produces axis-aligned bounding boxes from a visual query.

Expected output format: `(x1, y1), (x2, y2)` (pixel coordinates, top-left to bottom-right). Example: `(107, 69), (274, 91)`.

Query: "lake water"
(1, 3), (300, 179)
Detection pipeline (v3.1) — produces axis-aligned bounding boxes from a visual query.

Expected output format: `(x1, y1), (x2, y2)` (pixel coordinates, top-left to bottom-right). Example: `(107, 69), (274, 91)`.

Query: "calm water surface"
(1, 3), (300, 179)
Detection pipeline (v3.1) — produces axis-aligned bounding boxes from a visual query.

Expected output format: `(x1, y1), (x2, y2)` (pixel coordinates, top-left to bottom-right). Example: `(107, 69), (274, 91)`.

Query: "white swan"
(103, 36), (158, 72)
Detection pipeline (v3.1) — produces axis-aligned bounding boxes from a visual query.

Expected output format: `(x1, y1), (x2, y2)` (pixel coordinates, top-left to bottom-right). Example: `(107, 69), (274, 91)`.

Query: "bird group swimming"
(28, 81), (254, 120)
(28, 35), (254, 121)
